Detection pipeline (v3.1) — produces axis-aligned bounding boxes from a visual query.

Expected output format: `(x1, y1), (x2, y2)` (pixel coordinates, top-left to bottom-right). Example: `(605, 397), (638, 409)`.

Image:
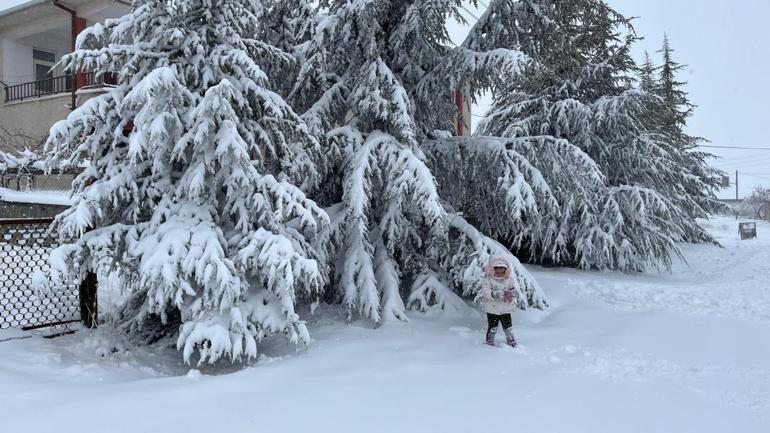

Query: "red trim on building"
(73, 16), (87, 91)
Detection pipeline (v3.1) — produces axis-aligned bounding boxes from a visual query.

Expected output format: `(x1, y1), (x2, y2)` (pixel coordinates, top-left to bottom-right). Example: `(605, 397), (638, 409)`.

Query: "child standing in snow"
(478, 256), (518, 348)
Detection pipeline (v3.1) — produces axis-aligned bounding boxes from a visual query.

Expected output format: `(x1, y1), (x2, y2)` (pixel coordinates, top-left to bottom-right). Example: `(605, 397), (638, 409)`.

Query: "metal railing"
(0, 218), (79, 330)
(3, 72), (115, 103)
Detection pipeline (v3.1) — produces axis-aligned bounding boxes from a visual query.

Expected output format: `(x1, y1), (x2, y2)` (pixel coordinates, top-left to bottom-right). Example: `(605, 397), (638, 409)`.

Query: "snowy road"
(1, 216), (769, 433)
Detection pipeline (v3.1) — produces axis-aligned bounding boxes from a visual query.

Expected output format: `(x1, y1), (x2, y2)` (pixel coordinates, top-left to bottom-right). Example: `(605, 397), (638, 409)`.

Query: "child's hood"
(483, 255), (513, 279)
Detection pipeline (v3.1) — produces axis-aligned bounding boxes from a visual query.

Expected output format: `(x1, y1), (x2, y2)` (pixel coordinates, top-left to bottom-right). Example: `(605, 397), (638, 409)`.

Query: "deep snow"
(1, 216), (769, 433)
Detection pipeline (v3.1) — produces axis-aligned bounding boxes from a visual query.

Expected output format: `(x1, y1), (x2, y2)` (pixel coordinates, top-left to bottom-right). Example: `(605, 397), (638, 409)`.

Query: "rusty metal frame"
(22, 319), (79, 331)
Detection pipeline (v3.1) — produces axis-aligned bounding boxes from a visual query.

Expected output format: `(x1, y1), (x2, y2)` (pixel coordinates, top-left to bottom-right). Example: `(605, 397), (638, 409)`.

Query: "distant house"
(0, 0), (130, 151)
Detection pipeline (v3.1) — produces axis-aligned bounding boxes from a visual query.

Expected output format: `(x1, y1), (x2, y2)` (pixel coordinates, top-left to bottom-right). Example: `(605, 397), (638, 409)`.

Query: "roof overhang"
(0, 1), (130, 38)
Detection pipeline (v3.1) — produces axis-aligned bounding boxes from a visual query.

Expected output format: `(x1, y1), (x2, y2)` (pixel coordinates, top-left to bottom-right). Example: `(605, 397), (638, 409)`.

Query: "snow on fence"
(0, 218), (80, 330)
(1, 168), (76, 194)
(0, 167), (76, 218)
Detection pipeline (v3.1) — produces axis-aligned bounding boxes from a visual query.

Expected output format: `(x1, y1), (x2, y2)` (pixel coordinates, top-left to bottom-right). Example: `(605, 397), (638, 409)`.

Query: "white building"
(0, 0), (129, 151)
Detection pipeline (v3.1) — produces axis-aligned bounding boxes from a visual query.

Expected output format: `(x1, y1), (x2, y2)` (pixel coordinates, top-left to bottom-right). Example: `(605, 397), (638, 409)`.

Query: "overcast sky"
(1, 0), (30, 13)
(2, 0), (766, 198)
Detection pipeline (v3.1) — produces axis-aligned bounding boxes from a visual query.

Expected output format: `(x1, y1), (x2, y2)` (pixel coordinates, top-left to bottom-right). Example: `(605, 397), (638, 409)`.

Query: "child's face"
(493, 267), (506, 277)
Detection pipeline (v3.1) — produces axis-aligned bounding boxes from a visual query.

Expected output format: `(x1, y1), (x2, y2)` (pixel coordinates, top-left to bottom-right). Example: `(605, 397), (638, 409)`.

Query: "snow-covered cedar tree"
(42, 0), (327, 365)
(259, 0), (548, 323)
(476, 0), (720, 271)
(638, 51), (658, 95)
(257, 0), (317, 98)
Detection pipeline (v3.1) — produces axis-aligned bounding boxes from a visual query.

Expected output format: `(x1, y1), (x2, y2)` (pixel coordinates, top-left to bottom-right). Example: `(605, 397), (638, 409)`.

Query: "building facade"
(0, 0), (129, 152)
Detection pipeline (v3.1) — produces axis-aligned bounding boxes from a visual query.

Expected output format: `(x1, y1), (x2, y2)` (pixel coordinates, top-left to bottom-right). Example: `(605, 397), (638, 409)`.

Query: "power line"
(741, 173), (770, 182)
(459, 1), (489, 23)
(718, 151), (770, 161)
(733, 162), (770, 170)
(716, 162), (770, 172)
(700, 144), (770, 151)
(460, 4), (480, 21)
(717, 156), (770, 165)
(717, 155), (770, 166)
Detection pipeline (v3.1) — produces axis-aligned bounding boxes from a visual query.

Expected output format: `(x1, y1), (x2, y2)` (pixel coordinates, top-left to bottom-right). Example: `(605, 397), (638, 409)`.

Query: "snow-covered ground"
(1, 216), (769, 432)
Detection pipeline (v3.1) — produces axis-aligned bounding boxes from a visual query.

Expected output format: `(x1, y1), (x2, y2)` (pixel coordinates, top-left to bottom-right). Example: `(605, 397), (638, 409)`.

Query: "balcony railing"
(3, 72), (116, 103)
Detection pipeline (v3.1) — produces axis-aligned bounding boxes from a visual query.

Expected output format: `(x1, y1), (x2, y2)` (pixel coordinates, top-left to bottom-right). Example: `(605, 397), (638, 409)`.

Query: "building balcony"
(3, 71), (116, 104)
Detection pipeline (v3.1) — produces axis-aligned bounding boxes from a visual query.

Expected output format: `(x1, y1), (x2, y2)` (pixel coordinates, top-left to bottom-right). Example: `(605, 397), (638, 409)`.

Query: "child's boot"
(485, 329), (496, 346)
(503, 327), (517, 348)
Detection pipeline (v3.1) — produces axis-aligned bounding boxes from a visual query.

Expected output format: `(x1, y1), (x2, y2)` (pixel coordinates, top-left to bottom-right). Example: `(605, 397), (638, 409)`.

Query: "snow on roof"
(0, 187), (72, 206)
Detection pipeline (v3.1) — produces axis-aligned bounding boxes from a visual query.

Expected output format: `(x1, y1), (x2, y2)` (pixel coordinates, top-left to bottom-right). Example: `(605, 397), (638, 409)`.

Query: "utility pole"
(735, 170), (738, 220)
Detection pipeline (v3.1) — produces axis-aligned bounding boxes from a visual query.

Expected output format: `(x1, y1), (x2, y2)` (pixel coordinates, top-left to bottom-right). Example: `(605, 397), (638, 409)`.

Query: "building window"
(33, 49), (55, 92)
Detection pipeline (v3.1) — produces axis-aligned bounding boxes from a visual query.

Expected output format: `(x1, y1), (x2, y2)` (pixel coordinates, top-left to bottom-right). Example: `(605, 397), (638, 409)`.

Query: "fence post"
(79, 272), (98, 328)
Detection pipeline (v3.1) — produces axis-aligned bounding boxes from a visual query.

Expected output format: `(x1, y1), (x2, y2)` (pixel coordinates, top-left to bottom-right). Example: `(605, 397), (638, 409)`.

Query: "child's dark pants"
(486, 313), (516, 345)
(487, 313), (512, 331)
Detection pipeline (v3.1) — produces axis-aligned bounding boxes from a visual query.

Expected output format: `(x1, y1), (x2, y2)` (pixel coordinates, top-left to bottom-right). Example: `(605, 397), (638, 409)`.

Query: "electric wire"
(699, 145), (770, 151)
(460, 4), (481, 21)
(741, 173), (770, 182)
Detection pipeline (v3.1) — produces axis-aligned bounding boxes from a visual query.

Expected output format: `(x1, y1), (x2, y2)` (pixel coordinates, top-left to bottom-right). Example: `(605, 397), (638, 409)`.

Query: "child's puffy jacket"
(478, 276), (517, 315)
(478, 256), (517, 315)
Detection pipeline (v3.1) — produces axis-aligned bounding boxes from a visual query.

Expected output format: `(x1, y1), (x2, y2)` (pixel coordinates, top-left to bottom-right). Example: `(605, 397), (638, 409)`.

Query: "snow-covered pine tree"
(478, 0), (698, 271)
(652, 35), (725, 237)
(267, 0), (549, 322)
(639, 51), (658, 94)
(259, 0), (316, 55)
(657, 34), (693, 133)
(43, 0), (327, 364)
(257, 0), (317, 98)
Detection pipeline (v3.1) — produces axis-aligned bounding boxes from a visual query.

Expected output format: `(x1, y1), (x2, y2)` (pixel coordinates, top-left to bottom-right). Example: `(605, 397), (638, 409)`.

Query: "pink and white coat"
(478, 256), (517, 315)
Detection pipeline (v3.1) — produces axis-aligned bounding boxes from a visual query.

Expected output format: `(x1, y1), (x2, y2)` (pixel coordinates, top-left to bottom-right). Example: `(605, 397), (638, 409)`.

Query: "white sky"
(2, 0), (766, 198)
(0, 0), (33, 12)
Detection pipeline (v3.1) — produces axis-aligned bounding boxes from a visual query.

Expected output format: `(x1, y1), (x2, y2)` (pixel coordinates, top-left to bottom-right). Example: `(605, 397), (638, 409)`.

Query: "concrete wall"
(0, 93), (71, 148)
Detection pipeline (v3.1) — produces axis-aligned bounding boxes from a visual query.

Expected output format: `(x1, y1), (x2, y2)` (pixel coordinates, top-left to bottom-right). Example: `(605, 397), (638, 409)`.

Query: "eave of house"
(0, 0), (129, 35)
